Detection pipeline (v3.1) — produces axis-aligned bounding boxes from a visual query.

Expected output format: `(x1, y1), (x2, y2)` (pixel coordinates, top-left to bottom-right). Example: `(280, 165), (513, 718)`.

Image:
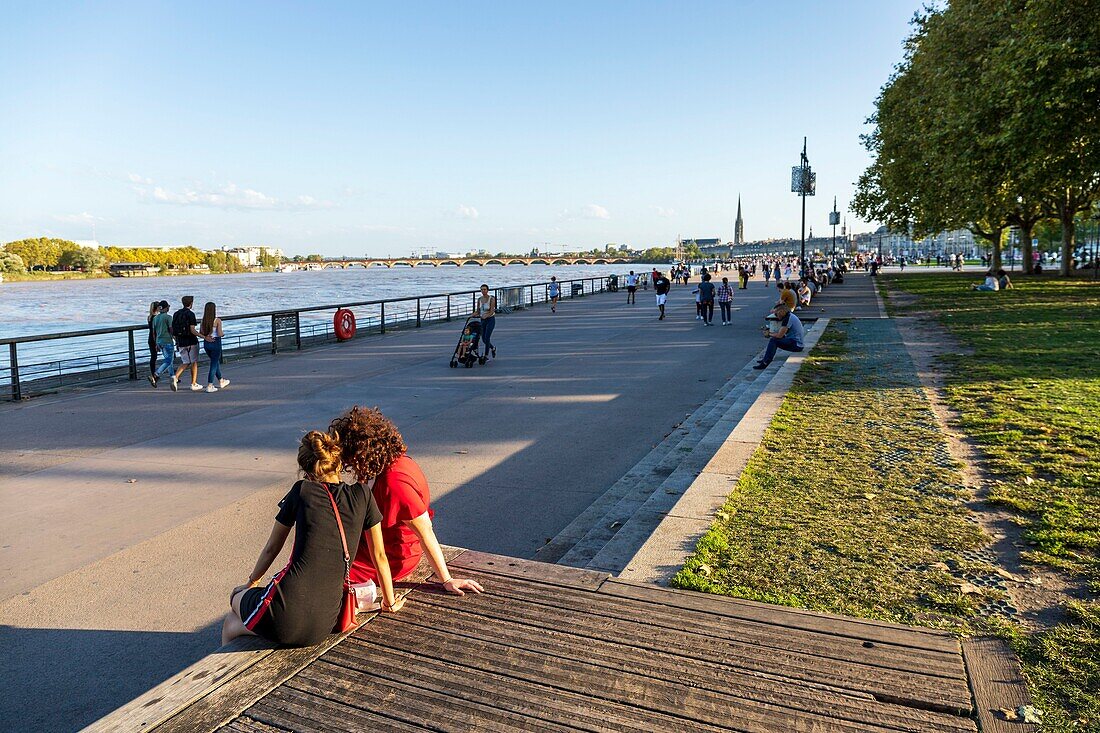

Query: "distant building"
(221, 246), (283, 266)
(733, 196), (744, 246)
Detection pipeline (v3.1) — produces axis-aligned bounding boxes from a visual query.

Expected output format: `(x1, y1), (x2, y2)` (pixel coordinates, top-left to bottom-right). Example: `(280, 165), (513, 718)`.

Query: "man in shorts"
(171, 295), (203, 392)
(654, 271), (671, 320)
(547, 276), (561, 313)
(625, 270), (639, 304)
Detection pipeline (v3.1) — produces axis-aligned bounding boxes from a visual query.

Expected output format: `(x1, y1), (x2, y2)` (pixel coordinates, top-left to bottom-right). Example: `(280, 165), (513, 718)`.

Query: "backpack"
(171, 310), (190, 338)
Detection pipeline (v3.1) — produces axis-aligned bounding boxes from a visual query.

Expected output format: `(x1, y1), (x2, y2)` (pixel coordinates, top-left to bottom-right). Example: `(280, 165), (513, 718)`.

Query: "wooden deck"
(86, 548), (1034, 733)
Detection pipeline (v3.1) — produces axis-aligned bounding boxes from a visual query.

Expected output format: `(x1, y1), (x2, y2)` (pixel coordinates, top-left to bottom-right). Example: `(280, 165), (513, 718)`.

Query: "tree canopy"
(854, 0), (1100, 275)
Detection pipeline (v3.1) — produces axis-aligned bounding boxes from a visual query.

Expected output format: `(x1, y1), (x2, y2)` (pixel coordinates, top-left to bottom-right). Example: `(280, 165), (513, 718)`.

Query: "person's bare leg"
(190, 363), (199, 386)
(223, 588), (259, 645)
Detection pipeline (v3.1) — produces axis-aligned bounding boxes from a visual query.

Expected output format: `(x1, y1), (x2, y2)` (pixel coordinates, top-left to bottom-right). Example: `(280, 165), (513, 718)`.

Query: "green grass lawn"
(673, 276), (1100, 730)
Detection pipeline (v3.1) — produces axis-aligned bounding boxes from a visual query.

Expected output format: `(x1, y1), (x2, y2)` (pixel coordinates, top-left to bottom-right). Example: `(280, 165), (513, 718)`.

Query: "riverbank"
(0, 269), (277, 283)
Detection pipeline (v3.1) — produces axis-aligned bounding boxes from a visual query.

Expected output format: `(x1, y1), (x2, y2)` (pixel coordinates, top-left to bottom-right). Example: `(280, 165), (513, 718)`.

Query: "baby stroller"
(449, 316), (488, 368)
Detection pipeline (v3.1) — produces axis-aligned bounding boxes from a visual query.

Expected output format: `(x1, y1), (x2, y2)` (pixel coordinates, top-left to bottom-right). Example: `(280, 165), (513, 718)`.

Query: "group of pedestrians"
(147, 295), (230, 393)
(222, 406), (483, 647)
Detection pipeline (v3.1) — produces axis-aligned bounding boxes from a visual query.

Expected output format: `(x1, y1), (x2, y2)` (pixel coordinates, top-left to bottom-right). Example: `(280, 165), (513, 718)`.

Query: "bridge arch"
(528, 258), (549, 265)
(437, 260), (460, 267)
(413, 260), (437, 267)
(550, 258), (570, 265)
(505, 259), (529, 266)
(483, 259), (506, 266)
(363, 261), (389, 268)
(573, 258), (590, 265)
(461, 260), (484, 267)
(389, 260), (416, 268)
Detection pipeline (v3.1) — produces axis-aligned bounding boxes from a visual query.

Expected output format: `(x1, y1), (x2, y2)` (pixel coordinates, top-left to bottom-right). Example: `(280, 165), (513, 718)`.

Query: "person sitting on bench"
(754, 303), (805, 370)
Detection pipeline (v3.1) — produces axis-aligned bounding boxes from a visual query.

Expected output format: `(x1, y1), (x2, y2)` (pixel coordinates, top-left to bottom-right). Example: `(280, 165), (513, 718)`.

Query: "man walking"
(171, 295), (203, 392)
(625, 270), (639, 304)
(654, 271), (671, 320)
(697, 273), (715, 326)
(754, 303), (804, 369)
(149, 300), (174, 387)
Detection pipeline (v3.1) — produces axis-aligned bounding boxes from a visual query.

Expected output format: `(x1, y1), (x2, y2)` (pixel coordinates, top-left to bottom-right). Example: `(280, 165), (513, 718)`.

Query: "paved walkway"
(0, 273), (881, 731)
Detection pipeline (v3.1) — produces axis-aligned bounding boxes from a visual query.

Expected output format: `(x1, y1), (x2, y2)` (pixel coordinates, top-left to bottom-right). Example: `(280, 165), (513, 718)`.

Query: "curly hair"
(329, 406), (407, 481)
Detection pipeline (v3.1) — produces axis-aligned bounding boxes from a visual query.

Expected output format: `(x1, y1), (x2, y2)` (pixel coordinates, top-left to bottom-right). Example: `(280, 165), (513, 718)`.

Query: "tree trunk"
(1021, 222), (1035, 275)
(990, 227), (1003, 271)
(1060, 207), (1076, 277)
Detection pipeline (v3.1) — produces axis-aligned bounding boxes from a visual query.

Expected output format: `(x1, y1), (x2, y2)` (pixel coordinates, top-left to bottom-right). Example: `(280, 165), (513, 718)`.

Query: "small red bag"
(323, 485), (358, 634)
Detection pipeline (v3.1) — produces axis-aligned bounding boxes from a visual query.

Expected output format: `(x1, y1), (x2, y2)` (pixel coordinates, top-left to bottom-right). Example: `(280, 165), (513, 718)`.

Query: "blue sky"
(0, 1), (920, 256)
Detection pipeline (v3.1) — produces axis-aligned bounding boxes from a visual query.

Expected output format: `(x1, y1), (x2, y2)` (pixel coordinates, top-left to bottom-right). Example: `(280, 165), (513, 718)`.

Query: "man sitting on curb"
(754, 303), (804, 370)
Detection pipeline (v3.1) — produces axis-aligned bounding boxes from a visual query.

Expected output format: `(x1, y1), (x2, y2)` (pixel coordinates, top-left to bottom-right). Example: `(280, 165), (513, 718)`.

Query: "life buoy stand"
(334, 308), (356, 341)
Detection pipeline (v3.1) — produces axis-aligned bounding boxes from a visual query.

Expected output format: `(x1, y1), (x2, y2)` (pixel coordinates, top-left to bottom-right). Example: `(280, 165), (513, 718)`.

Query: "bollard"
(127, 330), (138, 380)
(9, 343), (20, 401)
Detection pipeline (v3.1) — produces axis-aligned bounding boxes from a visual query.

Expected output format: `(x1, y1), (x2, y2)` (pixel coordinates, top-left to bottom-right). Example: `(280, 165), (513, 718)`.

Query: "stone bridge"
(289, 256), (633, 270)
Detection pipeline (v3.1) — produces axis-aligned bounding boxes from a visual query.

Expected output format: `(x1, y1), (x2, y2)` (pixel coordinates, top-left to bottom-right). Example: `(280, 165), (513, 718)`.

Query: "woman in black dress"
(221, 430), (404, 647)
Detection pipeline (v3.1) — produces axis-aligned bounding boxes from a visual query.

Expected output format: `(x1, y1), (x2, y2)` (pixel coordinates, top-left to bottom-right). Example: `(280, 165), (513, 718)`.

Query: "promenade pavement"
(0, 272), (877, 731)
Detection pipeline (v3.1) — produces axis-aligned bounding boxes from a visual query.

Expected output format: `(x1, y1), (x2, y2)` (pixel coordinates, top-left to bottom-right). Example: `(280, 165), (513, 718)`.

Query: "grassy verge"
(880, 272), (1099, 732)
(673, 320), (991, 632)
(1, 271), (111, 282)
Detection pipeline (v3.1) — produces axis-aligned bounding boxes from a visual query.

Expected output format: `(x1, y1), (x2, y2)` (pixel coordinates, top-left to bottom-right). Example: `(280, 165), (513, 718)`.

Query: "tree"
(0, 250), (26, 274)
(3, 237), (71, 269)
(305, 254), (324, 263)
(59, 246), (106, 272)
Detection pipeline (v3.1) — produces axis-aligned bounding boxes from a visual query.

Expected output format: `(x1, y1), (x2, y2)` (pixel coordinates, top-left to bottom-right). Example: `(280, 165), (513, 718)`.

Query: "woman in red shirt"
(330, 406), (484, 596)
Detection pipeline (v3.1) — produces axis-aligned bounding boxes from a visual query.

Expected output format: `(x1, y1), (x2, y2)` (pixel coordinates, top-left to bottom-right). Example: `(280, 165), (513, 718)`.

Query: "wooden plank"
(375, 600), (975, 733)
(446, 548), (609, 590)
(89, 547), (465, 733)
(293, 658), (579, 733)
(962, 638), (1038, 733)
(602, 577), (960, 653)
(357, 616), (959, 733)
(448, 569), (964, 677)
(325, 642), (731, 733)
(248, 687), (421, 733)
(405, 581), (974, 716)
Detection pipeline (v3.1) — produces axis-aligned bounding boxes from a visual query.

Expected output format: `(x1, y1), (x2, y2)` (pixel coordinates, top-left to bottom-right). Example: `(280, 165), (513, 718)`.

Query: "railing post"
(9, 343), (20, 401)
(446, 294), (451, 322)
(127, 330), (138, 380)
(271, 315), (278, 354)
(295, 312), (302, 350)
(380, 302), (386, 334)
(416, 298), (421, 328)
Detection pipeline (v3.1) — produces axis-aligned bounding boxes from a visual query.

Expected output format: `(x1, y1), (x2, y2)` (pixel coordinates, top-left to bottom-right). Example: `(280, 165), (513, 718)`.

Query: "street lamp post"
(829, 196), (840, 266)
(791, 137), (815, 278)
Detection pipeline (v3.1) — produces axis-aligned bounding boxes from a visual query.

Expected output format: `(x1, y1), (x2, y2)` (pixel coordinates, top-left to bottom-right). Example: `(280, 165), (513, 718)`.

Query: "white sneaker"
(219, 379), (230, 389)
(206, 384), (218, 393)
(171, 376), (178, 392)
(190, 383), (204, 392)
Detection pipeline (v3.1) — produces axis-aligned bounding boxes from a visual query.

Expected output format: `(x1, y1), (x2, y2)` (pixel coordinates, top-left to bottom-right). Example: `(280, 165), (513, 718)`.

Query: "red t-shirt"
(349, 454), (433, 584)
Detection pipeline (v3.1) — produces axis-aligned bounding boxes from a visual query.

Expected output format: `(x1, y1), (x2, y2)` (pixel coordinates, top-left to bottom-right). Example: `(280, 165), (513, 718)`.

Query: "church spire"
(734, 195), (744, 246)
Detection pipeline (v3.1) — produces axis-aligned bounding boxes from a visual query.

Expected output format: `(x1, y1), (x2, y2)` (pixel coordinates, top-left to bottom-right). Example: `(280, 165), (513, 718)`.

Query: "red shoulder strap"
(322, 484), (351, 583)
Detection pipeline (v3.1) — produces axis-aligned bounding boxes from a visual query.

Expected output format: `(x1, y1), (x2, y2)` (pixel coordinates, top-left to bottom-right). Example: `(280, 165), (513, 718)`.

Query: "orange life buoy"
(334, 308), (356, 341)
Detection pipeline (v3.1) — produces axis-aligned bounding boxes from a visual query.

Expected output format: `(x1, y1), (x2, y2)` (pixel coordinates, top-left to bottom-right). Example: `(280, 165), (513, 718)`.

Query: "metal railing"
(1, 274), (626, 401)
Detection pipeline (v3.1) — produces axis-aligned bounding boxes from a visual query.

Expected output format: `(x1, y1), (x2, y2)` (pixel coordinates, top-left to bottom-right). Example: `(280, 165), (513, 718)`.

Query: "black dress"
(240, 480), (382, 646)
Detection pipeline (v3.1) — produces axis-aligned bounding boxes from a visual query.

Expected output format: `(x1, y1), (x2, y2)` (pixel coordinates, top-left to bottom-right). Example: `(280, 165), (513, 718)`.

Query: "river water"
(0, 263), (656, 339)
(0, 264), (660, 389)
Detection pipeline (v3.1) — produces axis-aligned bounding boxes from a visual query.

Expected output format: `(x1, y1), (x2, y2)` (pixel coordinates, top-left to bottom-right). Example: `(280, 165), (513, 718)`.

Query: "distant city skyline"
(1, 1), (923, 256)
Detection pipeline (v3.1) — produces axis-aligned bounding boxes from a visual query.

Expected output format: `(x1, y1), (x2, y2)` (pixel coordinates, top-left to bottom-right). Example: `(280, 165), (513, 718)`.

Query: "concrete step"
(582, 366), (784, 574)
(533, 366), (748, 564)
(555, 376), (759, 568)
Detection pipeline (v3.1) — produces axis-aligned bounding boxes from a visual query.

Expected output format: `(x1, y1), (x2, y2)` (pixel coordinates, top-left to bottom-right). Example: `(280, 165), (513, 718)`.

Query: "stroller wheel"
(478, 356), (487, 365)
(465, 360), (473, 368)
(450, 360), (457, 368)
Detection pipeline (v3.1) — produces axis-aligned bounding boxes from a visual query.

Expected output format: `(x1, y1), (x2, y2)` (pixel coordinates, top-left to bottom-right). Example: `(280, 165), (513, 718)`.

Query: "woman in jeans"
(146, 301), (159, 382)
(716, 277), (734, 325)
(199, 301), (230, 393)
(476, 284), (497, 359)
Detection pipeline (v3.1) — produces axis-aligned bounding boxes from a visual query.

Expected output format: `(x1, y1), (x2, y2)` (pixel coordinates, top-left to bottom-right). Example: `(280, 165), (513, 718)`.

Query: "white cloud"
(52, 212), (107, 224)
(581, 203), (610, 220)
(654, 206), (676, 218)
(454, 204), (480, 220)
(138, 181), (334, 211)
(127, 172), (153, 185)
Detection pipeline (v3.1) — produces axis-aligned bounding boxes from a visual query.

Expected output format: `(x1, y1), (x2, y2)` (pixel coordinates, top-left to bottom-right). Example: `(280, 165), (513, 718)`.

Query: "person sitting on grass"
(754, 303), (804, 370)
(972, 271), (1000, 291)
(221, 429), (403, 648)
(997, 269), (1014, 290)
(330, 406), (485, 597)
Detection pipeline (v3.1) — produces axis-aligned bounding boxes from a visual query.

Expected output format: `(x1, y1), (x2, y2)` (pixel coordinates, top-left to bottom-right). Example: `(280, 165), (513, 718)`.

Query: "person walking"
(716, 276), (734, 325)
(199, 301), (230, 393)
(625, 270), (638, 304)
(764, 264), (772, 286)
(476, 284), (497, 359)
(171, 295), (203, 392)
(654, 271), (671, 320)
(738, 265), (749, 289)
(146, 301), (160, 384)
(547, 276), (561, 313)
(697, 273), (715, 326)
(150, 300), (174, 387)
